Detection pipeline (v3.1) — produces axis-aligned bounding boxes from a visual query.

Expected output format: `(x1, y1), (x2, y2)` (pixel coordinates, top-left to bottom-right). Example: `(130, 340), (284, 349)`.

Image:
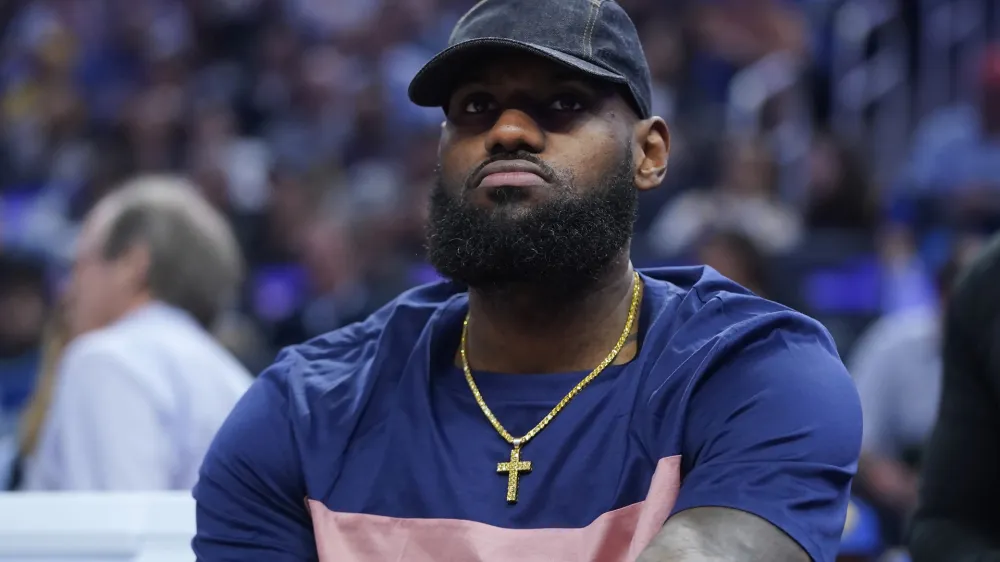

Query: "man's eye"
(549, 96), (585, 112)
(463, 97), (497, 114)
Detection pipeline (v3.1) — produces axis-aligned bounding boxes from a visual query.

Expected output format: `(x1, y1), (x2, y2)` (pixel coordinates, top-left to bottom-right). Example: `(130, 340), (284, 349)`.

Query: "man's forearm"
(638, 507), (809, 562)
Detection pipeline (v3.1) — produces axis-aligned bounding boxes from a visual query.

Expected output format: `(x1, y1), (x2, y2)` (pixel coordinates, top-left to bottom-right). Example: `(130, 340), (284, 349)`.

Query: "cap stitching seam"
(585, 0), (604, 58)
(583, 1), (598, 58)
(450, 0), (491, 44)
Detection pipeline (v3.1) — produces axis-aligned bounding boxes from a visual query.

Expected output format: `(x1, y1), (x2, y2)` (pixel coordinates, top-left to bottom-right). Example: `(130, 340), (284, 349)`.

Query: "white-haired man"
(25, 176), (252, 490)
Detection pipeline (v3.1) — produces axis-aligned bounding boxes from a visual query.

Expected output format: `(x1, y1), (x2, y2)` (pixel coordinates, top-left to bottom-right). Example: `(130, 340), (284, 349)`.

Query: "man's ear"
(119, 242), (152, 290)
(633, 117), (670, 191)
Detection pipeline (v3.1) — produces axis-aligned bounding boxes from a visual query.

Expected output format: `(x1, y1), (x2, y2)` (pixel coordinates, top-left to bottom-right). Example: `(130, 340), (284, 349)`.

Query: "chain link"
(460, 271), (642, 448)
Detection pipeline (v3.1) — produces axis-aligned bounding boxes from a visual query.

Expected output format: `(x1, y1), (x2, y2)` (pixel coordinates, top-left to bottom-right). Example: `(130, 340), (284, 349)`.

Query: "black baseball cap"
(407, 0), (652, 119)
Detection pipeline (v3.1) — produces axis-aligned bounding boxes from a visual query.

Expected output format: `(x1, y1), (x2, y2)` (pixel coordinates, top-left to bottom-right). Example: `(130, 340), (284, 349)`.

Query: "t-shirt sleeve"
(671, 315), (863, 562)
(193, 353), (316, 561)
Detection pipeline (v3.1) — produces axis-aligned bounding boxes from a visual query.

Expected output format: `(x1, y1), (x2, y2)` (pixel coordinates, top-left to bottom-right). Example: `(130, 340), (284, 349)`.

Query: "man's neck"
(114, 293), (154, 325)
(462, 259), (638, 374)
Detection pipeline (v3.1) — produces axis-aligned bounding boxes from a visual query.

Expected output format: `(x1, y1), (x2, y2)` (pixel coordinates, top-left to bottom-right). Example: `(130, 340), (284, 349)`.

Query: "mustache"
(463, 151), (559, 191)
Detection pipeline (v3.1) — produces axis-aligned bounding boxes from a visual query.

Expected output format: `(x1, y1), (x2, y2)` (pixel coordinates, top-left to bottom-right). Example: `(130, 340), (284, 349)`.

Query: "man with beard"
(193, 1), (861, 560)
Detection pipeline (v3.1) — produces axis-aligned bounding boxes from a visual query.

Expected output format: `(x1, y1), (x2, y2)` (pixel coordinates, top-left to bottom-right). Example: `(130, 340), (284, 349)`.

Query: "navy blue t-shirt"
(194, 267), (862, 562)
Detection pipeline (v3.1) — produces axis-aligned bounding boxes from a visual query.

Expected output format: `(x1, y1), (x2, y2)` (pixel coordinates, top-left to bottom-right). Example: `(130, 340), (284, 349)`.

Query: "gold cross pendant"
(497, 445), (532, 504)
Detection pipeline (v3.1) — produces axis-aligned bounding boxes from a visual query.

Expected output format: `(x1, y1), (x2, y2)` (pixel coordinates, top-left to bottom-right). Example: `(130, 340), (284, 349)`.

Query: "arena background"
(0, 1), (998, 560)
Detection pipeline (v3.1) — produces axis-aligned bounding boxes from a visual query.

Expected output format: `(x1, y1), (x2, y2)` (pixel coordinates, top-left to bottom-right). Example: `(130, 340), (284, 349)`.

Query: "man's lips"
(479, 172), (548, 189)
(472, 160), (550, 189)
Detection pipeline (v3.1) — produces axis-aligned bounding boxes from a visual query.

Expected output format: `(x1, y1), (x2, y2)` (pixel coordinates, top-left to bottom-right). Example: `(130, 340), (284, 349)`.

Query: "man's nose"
(484, 108), (545, 155)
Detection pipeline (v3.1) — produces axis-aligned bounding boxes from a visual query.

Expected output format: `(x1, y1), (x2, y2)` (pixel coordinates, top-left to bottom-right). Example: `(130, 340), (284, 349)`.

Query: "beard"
(426, 150), (637, 297)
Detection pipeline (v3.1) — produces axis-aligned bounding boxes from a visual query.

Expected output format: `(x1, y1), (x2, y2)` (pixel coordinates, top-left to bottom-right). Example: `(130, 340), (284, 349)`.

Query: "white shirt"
(25, 303), (252, 491)
(849, 307), (942, 459)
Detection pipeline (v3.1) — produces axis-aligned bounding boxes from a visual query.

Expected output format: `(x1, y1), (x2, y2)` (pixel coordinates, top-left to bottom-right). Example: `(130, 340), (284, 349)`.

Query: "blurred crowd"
(0, 0), (999, 559)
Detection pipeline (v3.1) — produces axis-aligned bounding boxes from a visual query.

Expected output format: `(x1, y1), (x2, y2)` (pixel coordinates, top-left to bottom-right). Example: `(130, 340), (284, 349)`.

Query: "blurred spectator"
(637, 15), (685, 123)
(899, 45), (1000, 230)
(269, 210), (376, 348)
(23, 176), (251, 490)
(211, 309), (272, 374)
(693, 0), (809, 104)
(850, 243), (976, 544)
(838, 497), (885, 562)
(0, 253), (48, 432)
(804, 133), (877, 233)
(244, 167), (325, 266)
(5, 299), (69, 490)
(876, 225), (940, 315)
(695, 229), (772, 299)
(0, 252), (48, 486)
(648, 135), (802, 257)
(910, 232), (1000, 561)
(906, 45), (1000, 191)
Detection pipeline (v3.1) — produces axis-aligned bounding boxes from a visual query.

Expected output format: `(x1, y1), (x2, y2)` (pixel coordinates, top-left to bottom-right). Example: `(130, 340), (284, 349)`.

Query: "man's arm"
(641, 307), (863, 561)
(26, 338), (170, 490)
(194, 353), (316, 560)
(910, 239), (1000, 562)
(639, 507), (808, 562)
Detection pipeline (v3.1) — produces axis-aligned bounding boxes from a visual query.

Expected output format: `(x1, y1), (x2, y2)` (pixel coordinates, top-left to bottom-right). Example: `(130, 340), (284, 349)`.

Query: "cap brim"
(408, 38), (627, 109)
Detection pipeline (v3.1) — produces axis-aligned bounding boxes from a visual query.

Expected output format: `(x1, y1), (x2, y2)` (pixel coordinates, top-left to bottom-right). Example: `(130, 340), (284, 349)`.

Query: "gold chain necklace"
(460, 271), (642, 504)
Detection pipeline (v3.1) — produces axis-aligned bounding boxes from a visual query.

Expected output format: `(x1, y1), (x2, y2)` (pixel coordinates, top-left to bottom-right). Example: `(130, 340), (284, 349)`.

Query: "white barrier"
(0, 492), (194, 562)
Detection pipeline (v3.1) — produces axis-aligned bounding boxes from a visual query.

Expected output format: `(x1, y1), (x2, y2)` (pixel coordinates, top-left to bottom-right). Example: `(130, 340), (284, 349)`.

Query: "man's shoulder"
(639, 266), (848, 410)
(62, 324), (140, 369)
(640, 271), (861, 499)
(640, 265), (830, 347)
(71, 304), (205, 360)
